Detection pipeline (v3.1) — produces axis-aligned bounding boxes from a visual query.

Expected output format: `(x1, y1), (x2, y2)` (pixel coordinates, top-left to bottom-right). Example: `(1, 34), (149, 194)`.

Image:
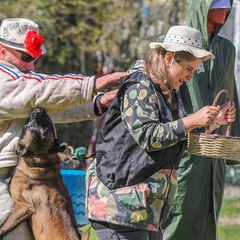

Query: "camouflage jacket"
(86, 72), (188, 231)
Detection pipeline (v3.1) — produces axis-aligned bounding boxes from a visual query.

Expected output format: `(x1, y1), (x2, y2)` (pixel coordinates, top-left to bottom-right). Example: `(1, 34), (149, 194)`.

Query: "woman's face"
(166, 53), (202, 90)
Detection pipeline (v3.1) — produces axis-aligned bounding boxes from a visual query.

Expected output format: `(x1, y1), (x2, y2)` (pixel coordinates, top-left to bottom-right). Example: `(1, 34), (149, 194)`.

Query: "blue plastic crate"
(60, 169), (89, 226)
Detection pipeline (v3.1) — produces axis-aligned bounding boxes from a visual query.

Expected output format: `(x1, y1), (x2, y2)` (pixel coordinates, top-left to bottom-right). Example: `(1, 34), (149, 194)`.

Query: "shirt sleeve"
(120, 82), (187, 152)
(49, 102), (98, 123)
(0, 67), (96, 120)
(49, 93), (106, 123)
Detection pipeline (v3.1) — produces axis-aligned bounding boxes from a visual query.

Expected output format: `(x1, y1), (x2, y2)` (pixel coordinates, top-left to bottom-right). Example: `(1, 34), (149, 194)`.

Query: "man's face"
(4, 46), (36, 73)
(207, 8), (228, 34)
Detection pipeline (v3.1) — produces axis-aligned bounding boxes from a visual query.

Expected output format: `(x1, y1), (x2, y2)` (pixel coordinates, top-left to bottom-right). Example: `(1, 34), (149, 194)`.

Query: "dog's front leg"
(0, 202), (33, 238)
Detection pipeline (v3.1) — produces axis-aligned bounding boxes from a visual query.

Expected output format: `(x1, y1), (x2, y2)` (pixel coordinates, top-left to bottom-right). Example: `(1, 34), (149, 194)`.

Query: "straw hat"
(0, 18), (46, 58)
(149, 25), (214, 61)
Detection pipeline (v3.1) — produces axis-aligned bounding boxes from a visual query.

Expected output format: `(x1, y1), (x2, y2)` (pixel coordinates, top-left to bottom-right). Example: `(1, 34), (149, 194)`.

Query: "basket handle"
(206, 89), (231, 136)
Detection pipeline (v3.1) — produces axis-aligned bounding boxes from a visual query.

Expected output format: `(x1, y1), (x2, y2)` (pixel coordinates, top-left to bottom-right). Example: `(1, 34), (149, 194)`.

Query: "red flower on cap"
(24, 30), (44, 58)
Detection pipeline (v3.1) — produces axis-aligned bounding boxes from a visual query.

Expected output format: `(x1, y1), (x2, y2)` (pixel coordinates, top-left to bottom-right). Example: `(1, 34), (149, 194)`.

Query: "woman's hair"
(145, 46), (197, 103)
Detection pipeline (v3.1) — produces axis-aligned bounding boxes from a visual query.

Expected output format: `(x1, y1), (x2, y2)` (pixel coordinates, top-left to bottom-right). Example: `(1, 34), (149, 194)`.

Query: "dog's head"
(16, 107), (65, 157)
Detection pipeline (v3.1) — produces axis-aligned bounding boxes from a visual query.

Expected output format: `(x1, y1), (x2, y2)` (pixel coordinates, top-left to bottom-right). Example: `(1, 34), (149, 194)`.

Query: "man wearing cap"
(162, 0), (240, 239)
(0, 18), (129, 239)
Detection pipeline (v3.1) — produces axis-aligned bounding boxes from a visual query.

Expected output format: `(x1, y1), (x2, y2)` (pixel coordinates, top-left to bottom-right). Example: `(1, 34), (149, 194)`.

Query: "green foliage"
(1, 0), (139, 74)
(1, 0), (189, 74)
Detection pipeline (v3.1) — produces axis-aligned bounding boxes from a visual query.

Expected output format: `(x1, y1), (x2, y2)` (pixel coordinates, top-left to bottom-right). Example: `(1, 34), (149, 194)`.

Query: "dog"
(0, 107), (89, 240)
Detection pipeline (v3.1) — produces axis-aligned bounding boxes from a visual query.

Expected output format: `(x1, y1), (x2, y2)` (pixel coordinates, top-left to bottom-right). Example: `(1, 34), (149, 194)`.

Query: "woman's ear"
(165, 52), (174, 68)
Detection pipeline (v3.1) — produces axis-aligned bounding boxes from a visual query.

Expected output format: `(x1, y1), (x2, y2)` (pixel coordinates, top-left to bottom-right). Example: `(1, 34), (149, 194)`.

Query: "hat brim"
(0, 38), (46, 55)
(149, 42), (214, 61)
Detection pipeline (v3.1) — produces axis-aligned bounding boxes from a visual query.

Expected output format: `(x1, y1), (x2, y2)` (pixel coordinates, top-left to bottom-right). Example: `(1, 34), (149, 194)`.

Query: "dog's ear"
(49, 139), (66, 154)
(15, 140), (28, 157)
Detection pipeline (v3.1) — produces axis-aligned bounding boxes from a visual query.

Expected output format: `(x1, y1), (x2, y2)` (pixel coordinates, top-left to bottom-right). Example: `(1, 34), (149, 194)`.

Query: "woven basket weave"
(187, 89), (240, 161)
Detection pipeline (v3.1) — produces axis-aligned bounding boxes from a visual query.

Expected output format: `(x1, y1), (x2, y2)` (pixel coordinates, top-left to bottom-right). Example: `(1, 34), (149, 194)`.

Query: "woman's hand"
(182, 105), (220, 133)
(215, 100), (236, 125)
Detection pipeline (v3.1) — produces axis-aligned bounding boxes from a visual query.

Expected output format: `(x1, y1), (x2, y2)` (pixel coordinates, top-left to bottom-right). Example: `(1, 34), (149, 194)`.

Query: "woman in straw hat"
(86, 25), (236, 240)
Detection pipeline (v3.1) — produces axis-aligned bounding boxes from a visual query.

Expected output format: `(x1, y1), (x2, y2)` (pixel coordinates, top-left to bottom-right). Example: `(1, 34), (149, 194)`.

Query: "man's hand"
(94, 72), (130, 92)
(99, 89), (118, 109)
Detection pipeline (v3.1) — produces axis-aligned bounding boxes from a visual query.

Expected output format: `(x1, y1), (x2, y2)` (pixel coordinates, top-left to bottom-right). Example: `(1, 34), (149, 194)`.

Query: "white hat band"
(164, 34), (202, 48)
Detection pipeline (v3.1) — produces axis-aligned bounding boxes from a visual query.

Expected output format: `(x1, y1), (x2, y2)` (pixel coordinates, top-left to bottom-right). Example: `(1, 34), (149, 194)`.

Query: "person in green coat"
(162, 0), (240, 239)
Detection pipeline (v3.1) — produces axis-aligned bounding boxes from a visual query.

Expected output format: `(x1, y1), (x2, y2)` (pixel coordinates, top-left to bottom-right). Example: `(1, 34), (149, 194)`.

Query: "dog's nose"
(29, 108), (46, 122)
(35, 107), (44, 114)
(31, 107), (44, 117)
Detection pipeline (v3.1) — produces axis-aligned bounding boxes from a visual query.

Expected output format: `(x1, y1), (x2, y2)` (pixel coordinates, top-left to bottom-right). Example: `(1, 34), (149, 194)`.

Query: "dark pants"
(91, 220), (163, 240)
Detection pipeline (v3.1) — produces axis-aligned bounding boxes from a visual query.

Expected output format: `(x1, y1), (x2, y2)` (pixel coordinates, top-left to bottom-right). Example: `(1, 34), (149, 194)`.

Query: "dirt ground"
(218, 184), (240, 226)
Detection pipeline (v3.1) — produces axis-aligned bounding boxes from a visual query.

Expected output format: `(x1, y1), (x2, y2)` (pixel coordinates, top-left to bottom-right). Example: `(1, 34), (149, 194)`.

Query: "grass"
(219, 198), (240, 216)
(218, 185), (240, 240)
(218, 225), (240, 240)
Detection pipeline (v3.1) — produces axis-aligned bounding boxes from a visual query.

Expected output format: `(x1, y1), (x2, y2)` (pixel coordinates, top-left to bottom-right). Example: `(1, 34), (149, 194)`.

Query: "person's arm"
(50, 102), (97, 123)
(183, 100), (236, 133)
(0, 65), (128, 120)
(121, 83), (187, 152)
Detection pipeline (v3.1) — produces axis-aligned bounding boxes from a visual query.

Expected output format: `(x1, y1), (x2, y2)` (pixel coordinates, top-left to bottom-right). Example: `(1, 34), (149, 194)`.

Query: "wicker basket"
(187, 89), (240, 161)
